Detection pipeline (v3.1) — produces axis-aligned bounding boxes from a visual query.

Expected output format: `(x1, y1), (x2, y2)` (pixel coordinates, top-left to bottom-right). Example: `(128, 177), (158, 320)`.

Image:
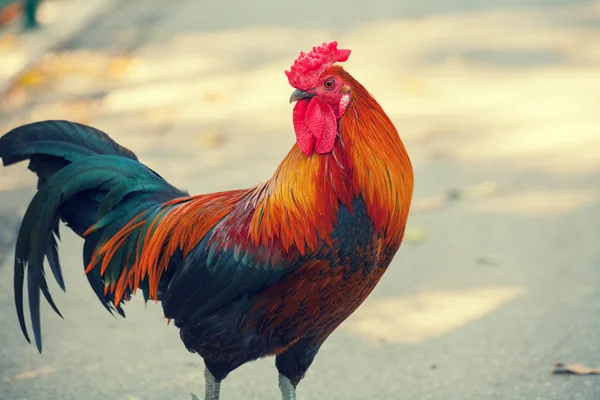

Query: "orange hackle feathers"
(251, 66), (413, 252)
(334, 67), (414, 247)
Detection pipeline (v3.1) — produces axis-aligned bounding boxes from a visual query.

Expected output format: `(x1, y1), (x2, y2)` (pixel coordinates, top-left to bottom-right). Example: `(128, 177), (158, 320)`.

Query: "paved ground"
(0, 0), (121, 94)
(1, 0), (600, 399)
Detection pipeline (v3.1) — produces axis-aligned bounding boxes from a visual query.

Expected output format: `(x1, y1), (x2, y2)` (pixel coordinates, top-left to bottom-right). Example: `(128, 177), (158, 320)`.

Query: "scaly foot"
(278, 374), (297, 400)
(192, 368), (221, 400)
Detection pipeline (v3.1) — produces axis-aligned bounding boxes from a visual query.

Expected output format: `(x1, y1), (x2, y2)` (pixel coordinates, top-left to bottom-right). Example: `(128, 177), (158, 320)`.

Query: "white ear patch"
(338, 93), (351, 116)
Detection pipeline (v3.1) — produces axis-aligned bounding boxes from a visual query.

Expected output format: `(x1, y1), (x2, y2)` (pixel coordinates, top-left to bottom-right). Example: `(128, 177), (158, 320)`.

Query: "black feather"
(27, 265), (41, 352)
(46, 220), (65, 291)
(0, 120), (138, 167)
(13, 257), (29, 343)
(0, 120), (184, 352)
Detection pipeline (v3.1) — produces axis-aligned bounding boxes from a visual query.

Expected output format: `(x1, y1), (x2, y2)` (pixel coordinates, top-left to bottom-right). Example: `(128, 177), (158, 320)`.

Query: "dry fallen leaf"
(16, 68), (48, 87)
(552, 363), (600, 375)
(11, 51), (136, 96)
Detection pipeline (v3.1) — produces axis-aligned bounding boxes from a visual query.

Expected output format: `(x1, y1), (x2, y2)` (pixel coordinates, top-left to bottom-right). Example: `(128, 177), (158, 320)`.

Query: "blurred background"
(0, 0), (599, 399)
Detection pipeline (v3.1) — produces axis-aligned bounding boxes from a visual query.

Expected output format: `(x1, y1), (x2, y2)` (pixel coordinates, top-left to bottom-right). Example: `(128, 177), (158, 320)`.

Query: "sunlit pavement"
(1, 0), (599, 399)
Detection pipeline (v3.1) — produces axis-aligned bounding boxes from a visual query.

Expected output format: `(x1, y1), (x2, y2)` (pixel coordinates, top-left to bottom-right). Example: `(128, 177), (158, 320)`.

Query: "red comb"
(285, 42), (351, 90)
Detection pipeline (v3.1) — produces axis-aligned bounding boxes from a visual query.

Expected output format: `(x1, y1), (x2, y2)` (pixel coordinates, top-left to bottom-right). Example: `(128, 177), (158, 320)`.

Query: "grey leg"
(278, 374), (297, 400)
(205, 367), (221, 400)
(191, 368), (221, 400)
(276, 336), (323, 400)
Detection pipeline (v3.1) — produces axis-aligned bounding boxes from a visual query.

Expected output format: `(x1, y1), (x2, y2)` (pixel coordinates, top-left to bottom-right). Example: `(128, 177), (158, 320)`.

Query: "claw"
(191, 394), (201, 400)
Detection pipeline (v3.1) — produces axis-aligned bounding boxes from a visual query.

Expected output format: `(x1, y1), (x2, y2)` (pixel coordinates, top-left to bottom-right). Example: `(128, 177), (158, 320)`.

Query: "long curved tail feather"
(0, 120), (186, 352)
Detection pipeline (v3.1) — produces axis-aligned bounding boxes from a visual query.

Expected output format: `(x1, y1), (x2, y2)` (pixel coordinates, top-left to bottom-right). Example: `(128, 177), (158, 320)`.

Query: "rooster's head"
(286, 42), (353, 156)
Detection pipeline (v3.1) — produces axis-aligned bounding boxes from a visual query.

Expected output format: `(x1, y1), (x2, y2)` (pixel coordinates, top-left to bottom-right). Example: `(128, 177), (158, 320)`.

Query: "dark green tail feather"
(45, 220), (64, 291)
(0, 121), (185, 352)
(13, 155), (184, 352)
(0, 120), (138, 166)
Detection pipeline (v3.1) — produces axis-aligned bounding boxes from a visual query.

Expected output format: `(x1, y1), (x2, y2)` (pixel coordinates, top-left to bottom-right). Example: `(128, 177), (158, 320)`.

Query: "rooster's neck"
(340, 80), (414, 248)
(246, 80), (413, 252)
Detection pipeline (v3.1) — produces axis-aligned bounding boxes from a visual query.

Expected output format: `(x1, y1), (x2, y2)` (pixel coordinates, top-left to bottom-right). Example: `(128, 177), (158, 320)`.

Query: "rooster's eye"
(323, 78), (336, 91)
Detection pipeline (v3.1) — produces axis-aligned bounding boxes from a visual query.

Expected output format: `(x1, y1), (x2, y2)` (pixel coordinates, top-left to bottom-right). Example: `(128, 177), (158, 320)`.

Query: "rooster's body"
(0, 42), (413, 400)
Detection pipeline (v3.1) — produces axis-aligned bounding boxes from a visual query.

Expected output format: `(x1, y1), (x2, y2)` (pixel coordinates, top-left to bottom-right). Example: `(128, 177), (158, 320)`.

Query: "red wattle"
(308, 98), (337, 154)
(292, 100), (315, 155)
(292, 97), (337, 156)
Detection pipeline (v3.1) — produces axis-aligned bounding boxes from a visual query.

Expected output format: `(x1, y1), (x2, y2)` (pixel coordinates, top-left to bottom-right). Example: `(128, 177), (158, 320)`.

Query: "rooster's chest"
(327, 196), (384, 274)
(260, 197), (395, 339)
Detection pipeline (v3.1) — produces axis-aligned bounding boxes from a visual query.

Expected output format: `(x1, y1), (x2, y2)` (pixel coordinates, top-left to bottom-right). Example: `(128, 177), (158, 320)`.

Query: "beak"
(289, 89), (315, 103)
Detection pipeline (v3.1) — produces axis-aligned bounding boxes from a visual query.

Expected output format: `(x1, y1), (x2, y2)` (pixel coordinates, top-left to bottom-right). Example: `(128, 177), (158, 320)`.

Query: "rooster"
(0, 42), (413, 400)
